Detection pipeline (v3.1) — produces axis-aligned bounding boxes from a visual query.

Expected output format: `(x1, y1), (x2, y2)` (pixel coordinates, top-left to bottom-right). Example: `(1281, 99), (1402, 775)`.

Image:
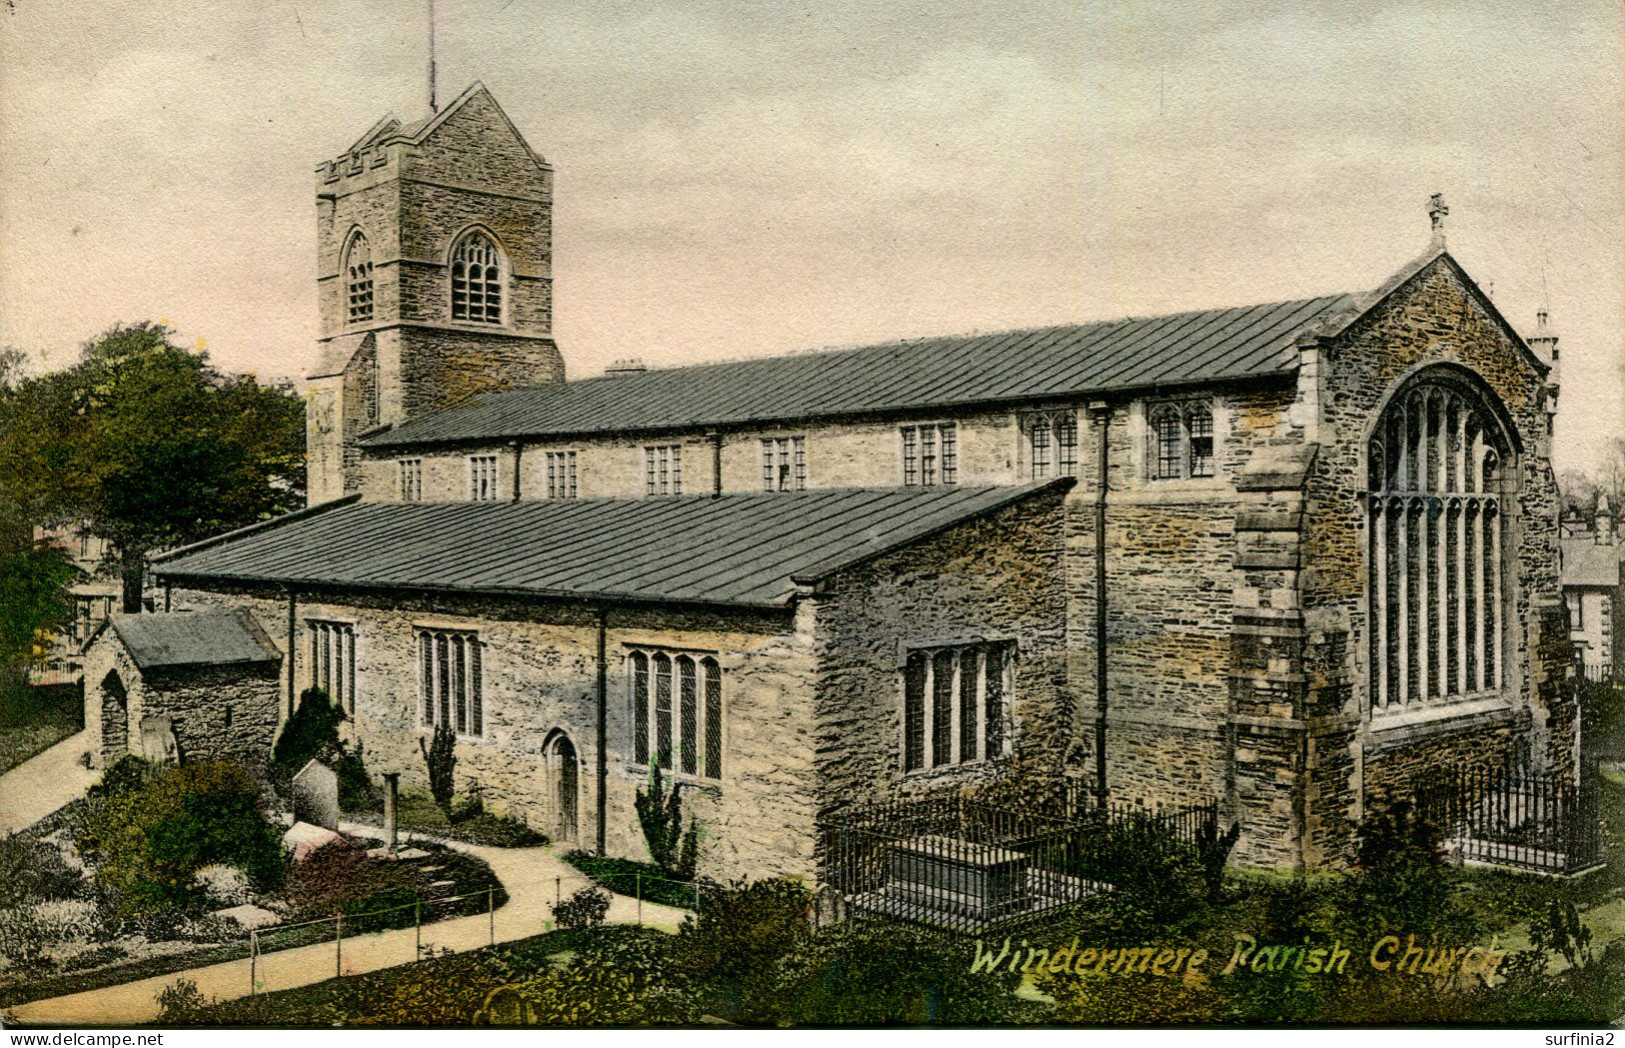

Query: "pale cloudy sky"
(1, 0), (1620, 473)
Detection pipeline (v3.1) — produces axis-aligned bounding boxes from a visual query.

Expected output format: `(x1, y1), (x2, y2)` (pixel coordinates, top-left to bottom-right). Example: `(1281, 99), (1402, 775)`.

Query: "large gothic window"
(345, 232), (373, 324)
(1368, 371), (1511, 713)
(450, 231), (504, 325)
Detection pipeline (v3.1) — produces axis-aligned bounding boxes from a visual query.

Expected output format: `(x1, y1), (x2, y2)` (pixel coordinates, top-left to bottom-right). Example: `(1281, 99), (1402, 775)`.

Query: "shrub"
(0, 834), (83, 910)
(419, 721), (457, 819)
(73, 760), (285, 915)
(272, 688), (344, 782)
(551, 886), (610, 931)
(675, 878), (811, 1022)
(487, 926), (697, 1026)
(634, 764), (697, 880)
(770, 920), (1028, 1025)
(154, 978), (213, 1025)
(87, 754), (154, 800)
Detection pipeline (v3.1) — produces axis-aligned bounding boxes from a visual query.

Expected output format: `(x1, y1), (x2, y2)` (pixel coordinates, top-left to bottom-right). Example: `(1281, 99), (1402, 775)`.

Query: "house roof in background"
(364, 294), (1356, 449)
(153, 483), (1071, 609)
(1561, 537), (1622, 589)
(108, 609), (282, 671)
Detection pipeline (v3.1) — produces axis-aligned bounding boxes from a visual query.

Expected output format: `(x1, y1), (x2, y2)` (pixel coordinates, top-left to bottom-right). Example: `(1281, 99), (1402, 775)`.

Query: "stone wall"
(169, 584), (819, 884)
(80, 629), (282, 772)
(1301, 254), (1566, 866)
(359, 409), (1023, 503)
(808, 486), (1071, 815)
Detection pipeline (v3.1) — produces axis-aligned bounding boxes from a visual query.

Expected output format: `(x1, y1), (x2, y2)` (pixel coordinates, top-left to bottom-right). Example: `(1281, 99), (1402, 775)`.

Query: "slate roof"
(1561, 538), (1622, 589)
(365, 294), (1356, 449)
(152, 483), (1071, 609)
(108, 609), (282, 671)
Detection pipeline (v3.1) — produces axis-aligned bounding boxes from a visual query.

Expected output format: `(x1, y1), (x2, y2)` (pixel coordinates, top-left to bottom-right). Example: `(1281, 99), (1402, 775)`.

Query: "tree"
(0, 323), (305, 612)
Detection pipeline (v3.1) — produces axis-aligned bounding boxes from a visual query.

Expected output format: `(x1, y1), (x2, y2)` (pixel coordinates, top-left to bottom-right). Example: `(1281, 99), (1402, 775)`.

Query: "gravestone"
(138, 715), (180, 764)
(291, 758), (340, 831)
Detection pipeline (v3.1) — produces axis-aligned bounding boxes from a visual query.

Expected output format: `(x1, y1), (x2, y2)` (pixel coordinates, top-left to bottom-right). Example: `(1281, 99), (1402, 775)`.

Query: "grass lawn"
(349, 790), (549, 848)
(0, 683), (83, 776)
(561, 850), (702, 910)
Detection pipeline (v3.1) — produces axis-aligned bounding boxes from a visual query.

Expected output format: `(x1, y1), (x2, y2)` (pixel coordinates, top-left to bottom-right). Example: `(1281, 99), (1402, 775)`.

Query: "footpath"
(6, 821), (688, 1027)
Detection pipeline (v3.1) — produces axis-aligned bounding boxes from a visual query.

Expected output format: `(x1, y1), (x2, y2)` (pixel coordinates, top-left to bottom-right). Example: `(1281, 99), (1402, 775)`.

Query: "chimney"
(1597, 495), (1614, 546)
(604, 357), (648, 378)
(1427, 192), (1449, 250)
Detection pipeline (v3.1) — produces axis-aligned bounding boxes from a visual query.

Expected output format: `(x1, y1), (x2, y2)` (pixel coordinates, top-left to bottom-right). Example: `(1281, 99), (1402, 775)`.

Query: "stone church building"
(140, 84), (1571, 879)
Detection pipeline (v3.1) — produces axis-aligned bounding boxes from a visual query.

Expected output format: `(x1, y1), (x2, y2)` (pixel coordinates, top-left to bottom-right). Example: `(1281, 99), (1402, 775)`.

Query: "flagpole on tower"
(428, 0), (438, 112)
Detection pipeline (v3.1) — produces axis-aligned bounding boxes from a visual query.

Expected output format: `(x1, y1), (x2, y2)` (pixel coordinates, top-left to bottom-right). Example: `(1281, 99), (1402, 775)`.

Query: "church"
(127, 83), (1570, 879)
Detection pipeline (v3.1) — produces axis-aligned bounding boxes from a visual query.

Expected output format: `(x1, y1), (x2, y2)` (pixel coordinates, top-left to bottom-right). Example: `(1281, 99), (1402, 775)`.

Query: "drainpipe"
(509, 441), (523, 502)
(285, 588), (299, 720)
(710, 430), (723, 497)
(595, 607), (609, 855)
(1090, 401), (1111, 807)
(163, 584), (171, 612)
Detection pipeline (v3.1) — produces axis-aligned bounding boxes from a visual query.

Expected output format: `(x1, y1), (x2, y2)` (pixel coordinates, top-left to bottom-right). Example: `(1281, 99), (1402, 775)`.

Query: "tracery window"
(1368, 373), (1511, 712)
(1148, 402), (1214, 480)
(1023, 411), (1078, 480)
(345, 233), (374, 324)
(450, 231), (503, 325)
(308, 620), (356, 714)
(628, 649), (723, 780)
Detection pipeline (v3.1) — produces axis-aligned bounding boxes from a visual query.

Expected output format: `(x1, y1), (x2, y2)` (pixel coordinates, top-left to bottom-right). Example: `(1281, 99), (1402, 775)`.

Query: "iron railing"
(819, 787), (1218, 934)
(1416, 764), (1606, 876)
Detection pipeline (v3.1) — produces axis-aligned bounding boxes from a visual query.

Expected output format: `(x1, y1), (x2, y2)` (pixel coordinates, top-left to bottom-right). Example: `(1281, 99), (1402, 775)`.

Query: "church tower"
(305, 83), (565, 503)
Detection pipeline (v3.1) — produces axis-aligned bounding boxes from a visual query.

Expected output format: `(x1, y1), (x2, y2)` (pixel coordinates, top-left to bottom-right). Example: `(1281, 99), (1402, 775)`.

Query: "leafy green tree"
(1, 323), (304, 613)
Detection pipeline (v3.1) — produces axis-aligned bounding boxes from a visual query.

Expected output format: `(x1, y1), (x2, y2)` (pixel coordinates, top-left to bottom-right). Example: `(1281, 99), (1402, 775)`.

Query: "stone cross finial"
(1428, 192), (1449, 244)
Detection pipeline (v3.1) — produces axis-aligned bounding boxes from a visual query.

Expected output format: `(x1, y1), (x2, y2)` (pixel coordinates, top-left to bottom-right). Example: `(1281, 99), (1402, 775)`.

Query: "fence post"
(636, 873), (642, 926)
(249, 928), (257, 999)
(335, 913), (343, 978)
(488, 887), (495, 946)
(556, 876), (561, 908)
(415, 902), (421, 960)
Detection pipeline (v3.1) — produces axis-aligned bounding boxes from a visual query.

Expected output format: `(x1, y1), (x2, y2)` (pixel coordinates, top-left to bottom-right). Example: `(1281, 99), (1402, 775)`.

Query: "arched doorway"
(99, 670), (128, 760)
(543, 731), (579, 843)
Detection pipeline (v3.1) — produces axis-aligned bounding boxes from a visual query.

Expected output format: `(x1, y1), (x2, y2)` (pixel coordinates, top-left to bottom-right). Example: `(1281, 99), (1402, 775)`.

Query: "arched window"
(450, 231), (503, 324)
(345, 232), (373, 324)
(1368, 371), (1512, 712)
(627, 649), (724, 780)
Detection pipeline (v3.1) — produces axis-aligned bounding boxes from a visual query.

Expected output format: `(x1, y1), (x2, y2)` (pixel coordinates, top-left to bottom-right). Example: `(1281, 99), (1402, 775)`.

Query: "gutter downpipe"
(1090, 400), (1111, 808)
(285, 588), (299, 720)
(510, 441), (523, 502)
(595, 606), (609, 855)
(710, 430), (723, 497)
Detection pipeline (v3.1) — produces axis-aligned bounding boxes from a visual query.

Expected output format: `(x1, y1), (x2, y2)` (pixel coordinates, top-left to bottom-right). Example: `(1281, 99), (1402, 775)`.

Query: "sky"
(1, 0), (1621, 475)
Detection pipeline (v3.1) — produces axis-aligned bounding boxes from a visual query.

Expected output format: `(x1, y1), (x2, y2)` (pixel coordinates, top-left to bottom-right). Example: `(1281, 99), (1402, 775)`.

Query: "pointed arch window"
(1368, 372), (1512, 713)
(1148, 401), (1215, 480)
(627, 648), (723, 780)
(345, 232), (374, 324)
(450, 231), (504, 325)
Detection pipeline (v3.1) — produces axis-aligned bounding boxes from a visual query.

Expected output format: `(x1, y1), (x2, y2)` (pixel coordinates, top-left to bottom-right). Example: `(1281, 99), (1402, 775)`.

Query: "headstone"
(138, 715), (180, 764)
(291, 758), (340, 831)
(281, 820), (343, 862)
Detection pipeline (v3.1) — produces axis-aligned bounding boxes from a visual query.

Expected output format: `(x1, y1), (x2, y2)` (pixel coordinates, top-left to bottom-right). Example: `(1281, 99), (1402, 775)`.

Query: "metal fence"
(819, 789), (1219, 934)
(1416, 764), (1607, 876)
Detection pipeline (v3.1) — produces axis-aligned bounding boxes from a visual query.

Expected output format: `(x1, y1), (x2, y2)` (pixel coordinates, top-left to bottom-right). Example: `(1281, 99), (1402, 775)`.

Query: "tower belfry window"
(450, 232), (503, 325)
(346, 233), (374, 324)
